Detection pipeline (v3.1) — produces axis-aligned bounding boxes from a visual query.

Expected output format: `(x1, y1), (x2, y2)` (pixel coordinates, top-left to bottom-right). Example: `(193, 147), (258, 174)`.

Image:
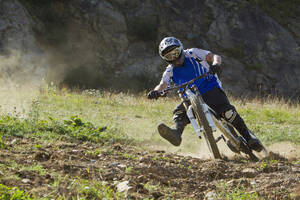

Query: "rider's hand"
(210, 64), (222, 75)
(147, 90), (159, 100)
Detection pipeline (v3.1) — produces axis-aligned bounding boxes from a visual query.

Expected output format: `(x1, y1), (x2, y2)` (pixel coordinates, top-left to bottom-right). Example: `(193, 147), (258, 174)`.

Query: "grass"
(34, 86), (300, 146)
(65, 179), (125, 200)
(0, 184), (33, 200)
(0, 85), (299, 154)
(0, 180), (124, 200)
(235, 98), (300, 145)
(0, 112), (128, 144)
(216, 181), (261, 200)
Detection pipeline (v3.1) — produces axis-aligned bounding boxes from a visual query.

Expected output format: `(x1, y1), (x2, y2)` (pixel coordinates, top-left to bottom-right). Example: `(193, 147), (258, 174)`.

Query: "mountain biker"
(147, 36), (263, 152)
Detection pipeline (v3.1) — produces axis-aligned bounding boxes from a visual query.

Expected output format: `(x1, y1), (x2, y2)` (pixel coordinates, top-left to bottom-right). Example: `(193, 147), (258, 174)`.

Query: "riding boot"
(231, 114), (263, 152)
(157, 121), (186, 146)
(247, 130), (264, 152)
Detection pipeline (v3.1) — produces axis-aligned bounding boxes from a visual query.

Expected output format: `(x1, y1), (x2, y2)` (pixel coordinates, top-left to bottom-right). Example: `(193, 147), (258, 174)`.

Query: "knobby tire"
(190, 95), (221, 159)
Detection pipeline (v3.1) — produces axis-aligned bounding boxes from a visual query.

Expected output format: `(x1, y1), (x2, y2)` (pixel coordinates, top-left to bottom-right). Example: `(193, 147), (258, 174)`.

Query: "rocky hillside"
(0, 0), (299, 98)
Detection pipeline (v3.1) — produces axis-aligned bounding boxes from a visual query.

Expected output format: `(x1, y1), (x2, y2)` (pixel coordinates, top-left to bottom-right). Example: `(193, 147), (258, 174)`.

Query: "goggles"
(162, 46), (182, 62)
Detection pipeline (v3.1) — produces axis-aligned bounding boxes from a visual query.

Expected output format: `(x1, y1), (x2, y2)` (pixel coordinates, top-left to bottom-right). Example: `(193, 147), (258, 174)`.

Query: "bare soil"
(0, 137), (299, 199)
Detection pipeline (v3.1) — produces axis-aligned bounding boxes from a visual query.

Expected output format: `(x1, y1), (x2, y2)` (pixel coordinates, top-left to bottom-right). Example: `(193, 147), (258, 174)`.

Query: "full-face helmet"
(159, 37), (184, 63)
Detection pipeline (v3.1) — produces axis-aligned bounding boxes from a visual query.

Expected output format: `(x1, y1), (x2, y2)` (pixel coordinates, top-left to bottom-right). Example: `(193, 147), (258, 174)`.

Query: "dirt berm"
(0, 138), (299, 199)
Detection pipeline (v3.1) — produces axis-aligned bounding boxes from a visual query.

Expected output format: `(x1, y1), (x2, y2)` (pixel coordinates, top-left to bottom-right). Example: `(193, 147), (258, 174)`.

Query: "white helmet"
(159, 37), (184, 63)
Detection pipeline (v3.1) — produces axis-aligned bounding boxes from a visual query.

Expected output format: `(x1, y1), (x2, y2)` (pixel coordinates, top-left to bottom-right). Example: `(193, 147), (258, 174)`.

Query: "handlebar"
(159, 72), (211, 97)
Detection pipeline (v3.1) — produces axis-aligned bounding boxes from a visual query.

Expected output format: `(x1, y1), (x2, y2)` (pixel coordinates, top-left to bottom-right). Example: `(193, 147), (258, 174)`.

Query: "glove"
(147, 90), (159, 100)
(210, 64), (222, 75)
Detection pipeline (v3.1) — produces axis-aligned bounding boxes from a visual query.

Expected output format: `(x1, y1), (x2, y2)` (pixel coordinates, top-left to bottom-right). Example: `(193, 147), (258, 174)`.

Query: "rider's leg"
(202, 88), (263, 152)
(158, 101), (190, 146)
(221, 108), (263, 152)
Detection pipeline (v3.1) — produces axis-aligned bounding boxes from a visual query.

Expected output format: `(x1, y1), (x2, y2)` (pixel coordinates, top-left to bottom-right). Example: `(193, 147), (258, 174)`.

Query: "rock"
(9, 139), (18, 145)
(118, 164), (126, 168)
(205, 191), (217, 200)
(250, 180), (256, 186)
(242, 168), (258, 178)
(21, 178), (31, 184)
(2, 0), (299, 98)
(206, 0), (300, 97)
(116, 180), (131, 193)
(0, 0), (46, 83)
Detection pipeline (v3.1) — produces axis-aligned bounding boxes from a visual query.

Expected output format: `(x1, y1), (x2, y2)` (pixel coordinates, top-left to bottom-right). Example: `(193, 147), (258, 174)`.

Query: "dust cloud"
(268, 142), (300, 159)
(142, 130), (231, 160)
(144, 129), (300, 160)
(0, 47), (49, 115)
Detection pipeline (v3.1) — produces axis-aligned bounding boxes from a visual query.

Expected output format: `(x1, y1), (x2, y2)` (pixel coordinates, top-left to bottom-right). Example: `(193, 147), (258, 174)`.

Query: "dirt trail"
(0, 138), (299, 199)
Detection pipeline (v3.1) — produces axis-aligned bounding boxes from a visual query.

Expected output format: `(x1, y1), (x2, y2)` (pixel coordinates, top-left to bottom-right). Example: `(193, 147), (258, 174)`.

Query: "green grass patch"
(216, 181), (261, 200)
(223, 188), (260, 200)
(0, 137), (6, 149)
(0, 179), (124, 200)
(238, 102), (300, 145)
(0, 184), (33, 200)
(55, 178), (125, 200)
(37, 174), (125, 199)
(0, 114), (128, 144)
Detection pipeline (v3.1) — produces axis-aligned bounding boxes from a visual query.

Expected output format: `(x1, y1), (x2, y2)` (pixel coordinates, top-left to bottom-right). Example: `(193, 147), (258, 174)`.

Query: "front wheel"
(190, 95), (221, 159)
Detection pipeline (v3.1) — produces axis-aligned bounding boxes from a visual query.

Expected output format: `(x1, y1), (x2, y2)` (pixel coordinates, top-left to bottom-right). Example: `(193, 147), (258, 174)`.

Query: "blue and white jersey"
(160, 48), (222, 94)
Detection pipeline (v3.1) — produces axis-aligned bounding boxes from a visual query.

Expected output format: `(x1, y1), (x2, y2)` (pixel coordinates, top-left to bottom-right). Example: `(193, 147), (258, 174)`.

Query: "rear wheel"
(190, 95), (221, 159)
(214, 118), (260, 161)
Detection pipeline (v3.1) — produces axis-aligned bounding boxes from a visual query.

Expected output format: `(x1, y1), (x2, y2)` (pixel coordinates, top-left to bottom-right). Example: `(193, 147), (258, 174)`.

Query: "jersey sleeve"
(160, 65), (173, 84)
(188, 48), (211, 61)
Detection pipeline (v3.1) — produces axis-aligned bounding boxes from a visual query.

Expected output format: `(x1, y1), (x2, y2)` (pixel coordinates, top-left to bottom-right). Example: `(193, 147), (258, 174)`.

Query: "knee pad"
(222, 108), (237, 123)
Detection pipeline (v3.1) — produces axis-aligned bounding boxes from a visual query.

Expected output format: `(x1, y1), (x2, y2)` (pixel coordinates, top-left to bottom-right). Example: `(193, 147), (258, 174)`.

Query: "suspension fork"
(190, 85), (217, 131)
(177, 91), (203, 138)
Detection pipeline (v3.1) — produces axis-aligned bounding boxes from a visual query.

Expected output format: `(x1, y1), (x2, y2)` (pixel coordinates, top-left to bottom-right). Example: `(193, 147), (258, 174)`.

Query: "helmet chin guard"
(171, 51), (185, 67)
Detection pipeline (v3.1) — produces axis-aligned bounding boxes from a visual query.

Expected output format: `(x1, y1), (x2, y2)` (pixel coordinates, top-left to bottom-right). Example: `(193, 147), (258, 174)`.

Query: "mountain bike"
(160, 73), (267, 161)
